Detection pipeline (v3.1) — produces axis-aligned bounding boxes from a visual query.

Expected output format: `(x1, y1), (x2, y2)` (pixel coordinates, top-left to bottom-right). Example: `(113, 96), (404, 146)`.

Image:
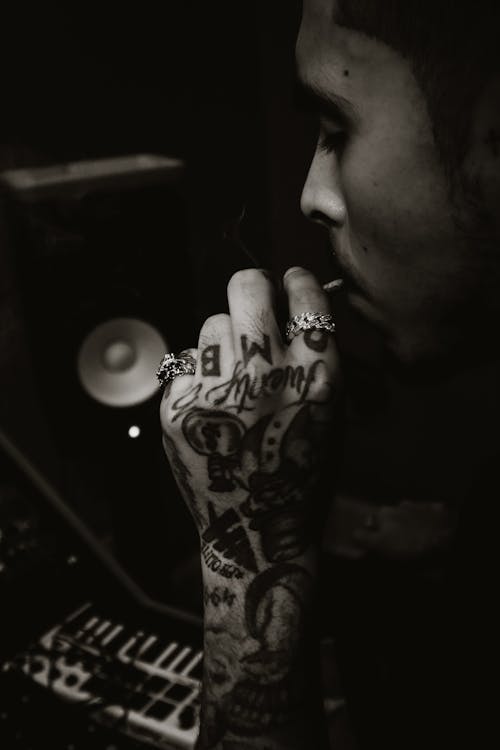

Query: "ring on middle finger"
(285, 312), (336, 343)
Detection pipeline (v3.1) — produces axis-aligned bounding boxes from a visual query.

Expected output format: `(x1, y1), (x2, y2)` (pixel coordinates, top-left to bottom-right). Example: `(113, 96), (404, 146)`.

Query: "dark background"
(1, 0), (497, 605)
(0, 1), (327, 607)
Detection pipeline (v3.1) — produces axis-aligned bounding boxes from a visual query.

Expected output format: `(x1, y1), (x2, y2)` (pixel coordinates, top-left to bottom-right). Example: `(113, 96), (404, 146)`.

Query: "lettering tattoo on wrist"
(201, 543), (244, 579)
(202, 503), (258, 574)
(203, 586), (237, 608)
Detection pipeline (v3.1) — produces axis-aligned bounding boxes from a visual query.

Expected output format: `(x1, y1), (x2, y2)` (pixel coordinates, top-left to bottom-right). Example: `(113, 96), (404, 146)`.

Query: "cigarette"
(322, 278), (344, 292)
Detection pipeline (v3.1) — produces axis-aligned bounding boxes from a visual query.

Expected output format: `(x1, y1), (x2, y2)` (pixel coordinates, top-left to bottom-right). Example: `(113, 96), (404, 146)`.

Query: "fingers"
(158, 347), (198, 416)
(227, 269), (284, 368)
(196, 313), (234, 380)
(283, 266), (338, 363)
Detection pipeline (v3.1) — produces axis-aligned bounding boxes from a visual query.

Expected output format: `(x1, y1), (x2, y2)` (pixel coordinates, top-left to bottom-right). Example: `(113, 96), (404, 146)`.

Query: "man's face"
(297, 0), (495, 367)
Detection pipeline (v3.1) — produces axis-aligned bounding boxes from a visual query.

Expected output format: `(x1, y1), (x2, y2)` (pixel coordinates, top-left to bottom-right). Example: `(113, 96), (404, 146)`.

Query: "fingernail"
(283, 266), (306, 280)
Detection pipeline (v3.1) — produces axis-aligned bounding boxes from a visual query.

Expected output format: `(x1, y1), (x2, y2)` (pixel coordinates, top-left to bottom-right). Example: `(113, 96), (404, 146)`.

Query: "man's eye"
(318, 129), (347, 156)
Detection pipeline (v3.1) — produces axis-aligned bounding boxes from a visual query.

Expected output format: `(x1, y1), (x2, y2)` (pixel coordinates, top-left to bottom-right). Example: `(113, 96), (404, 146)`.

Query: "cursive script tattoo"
(171, 382), (203, 422)
(205, 359), (331, 414)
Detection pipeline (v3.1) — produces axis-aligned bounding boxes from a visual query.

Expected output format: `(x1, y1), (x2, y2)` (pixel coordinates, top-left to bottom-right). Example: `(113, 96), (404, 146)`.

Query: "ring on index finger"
(285, 312), (336, 344)
(156, 351), (197, 389)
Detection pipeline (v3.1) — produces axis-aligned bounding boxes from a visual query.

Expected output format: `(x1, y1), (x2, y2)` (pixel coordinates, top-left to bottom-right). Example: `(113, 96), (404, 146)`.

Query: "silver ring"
(156, 352), (196, 388)
(285, 312), (336, 343)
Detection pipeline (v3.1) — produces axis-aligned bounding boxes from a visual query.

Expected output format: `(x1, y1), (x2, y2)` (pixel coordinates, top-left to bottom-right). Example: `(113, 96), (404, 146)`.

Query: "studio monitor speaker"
(2, 155), (199, 599)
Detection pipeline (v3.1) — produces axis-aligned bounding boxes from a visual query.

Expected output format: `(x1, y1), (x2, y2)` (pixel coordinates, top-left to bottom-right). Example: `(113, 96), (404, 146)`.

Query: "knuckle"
(308, 377), (336, 402)
(199, 313), (231, 339)
(240, 308), (266, 340)
(305, 361), (338, 401)
(159, 380), (192, 429)
(284, 266), (313, 288)
(228, 268), (268, 294)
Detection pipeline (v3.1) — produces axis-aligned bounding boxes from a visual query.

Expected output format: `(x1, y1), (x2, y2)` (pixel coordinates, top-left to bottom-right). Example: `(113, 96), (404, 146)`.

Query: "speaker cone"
(77, 317), (167, 407)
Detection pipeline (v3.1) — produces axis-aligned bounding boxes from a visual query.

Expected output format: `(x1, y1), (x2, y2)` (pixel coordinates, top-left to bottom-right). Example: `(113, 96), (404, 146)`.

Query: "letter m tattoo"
(241, 334), (272, 367)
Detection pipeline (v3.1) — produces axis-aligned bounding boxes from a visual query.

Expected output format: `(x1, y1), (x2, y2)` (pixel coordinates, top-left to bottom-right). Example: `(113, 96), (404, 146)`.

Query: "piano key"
(165, 683), (192, 702)
(135, 635), (156, 658)
(100, 624), (124, 647)
(163, 647), (192, 673)
(136, 636), (167, 665)
(144, 699), (176, 722)
(62, 603), (94, 635)
(79, 616), (100, 637)
(185, 655), (203, 681)
(109, 630), (138, 658)
(120, 632), (150, 661)
(93, 620), (112, 638)
(156, 642), (179, 668)
(171, 649), (194, 675)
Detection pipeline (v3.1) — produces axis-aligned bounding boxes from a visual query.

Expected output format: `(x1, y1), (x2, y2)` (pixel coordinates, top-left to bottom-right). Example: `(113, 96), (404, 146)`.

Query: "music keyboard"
(4, 602), (202, 749)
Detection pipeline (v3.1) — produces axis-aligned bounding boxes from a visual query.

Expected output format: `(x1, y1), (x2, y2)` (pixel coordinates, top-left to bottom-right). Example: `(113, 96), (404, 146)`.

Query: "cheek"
(342, 136), (456, 275)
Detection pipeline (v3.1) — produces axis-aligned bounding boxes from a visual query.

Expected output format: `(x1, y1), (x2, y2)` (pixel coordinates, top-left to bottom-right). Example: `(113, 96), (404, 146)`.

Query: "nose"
(300, 148), (347, 228)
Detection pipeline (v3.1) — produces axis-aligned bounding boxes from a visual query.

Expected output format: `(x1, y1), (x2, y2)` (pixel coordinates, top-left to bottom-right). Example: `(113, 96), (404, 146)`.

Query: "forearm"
(196, 555), (329, 750)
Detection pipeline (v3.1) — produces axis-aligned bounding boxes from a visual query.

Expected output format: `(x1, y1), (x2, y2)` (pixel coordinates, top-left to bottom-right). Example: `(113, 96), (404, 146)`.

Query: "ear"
(463, 77), (500, 232)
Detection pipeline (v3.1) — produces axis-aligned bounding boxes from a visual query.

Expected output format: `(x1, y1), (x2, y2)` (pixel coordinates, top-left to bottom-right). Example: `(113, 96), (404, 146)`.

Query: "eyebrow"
(294, 77), (359, 128)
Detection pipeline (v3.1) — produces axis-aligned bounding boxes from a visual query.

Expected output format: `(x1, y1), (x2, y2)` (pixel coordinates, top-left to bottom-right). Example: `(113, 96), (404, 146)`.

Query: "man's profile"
(160, 2), (500, 748)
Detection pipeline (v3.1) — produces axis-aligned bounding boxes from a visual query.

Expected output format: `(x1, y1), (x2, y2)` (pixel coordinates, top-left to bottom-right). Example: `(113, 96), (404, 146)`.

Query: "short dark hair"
(335, 0), (500, 177)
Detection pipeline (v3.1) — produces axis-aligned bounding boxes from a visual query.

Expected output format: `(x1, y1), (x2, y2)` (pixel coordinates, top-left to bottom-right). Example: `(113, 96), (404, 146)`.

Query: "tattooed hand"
(160, 267), (339, 749)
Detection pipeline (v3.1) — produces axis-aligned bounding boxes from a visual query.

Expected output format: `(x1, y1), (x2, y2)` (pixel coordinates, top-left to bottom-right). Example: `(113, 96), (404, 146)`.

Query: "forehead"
(296, 0), (412, 109)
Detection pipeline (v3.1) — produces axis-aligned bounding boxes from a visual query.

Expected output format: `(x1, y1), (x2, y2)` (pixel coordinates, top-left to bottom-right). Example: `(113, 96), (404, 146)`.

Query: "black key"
(104, 627), (135, 657)
(144, 699), (175, 722)
(138, 636), (171, 665)
(178, 704), (196, 730)
(143, 675), (171, 696)
(62, 605), (95, 635)
(90, 621), (112, 644)
(187, 657), (203, 681)
(158, 644), (182, 669)
(172, 650), (194, 674)
(166, 683), (192, 702)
